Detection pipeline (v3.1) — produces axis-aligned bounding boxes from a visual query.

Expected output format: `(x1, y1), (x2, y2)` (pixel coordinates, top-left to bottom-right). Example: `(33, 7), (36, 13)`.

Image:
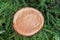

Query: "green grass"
(0, 0), (60, 40)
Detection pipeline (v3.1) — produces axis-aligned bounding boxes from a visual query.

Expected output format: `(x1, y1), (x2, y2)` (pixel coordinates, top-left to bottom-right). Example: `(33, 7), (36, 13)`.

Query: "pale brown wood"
(13, 7), (44, 36)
